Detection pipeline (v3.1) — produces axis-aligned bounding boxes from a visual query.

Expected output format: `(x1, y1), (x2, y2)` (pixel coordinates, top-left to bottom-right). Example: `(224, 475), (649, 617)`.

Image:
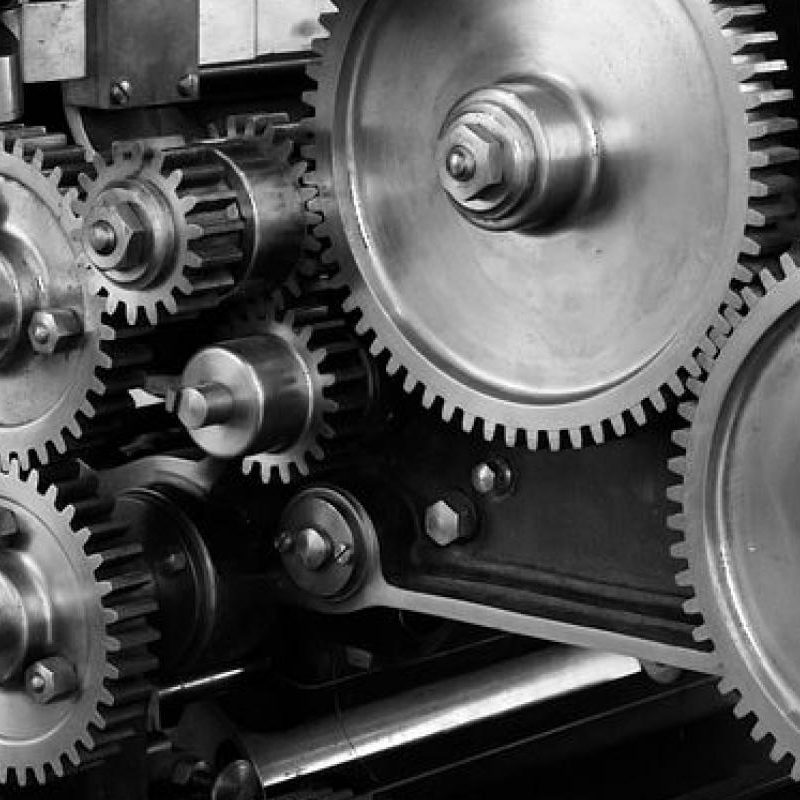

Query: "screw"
(28, 309), (83, 355)
(177, 73), (199, 98)
(109, 79), (131, 107)
(334, 542), (354, 566)
(0, 508), (18, 542)
(425, 491), (478, 547)
(25, 656), (78, 704)
(471, 458), (513, 497)
(274, 531), (295, 554)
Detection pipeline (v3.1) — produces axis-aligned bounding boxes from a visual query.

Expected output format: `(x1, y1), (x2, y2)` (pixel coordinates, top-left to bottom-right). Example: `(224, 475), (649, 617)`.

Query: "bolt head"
(471, 459), (513, 497)
(28, 309), (83, 355)
(425, 492), (478, 547)
(110, 79), (131, 106)
(84, 200), (148, 274)
(439, 121), (505, 202)
(25, 657), (78, 704)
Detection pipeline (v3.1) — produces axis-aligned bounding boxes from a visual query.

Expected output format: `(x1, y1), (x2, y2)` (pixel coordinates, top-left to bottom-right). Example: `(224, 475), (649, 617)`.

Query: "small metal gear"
(0, 460), (157, 786)
(0, 128), (150, 470)
(231, 294), (374, 484)
(305, 0), (798, 449)
(668, 249), (800, 778)
(75, 129), (310, 326)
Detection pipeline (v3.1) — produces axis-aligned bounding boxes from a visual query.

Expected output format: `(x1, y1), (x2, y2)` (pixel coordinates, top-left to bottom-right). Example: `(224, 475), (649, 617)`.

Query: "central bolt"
(89, 220), (118, 257)
(446, 145), (477, 182)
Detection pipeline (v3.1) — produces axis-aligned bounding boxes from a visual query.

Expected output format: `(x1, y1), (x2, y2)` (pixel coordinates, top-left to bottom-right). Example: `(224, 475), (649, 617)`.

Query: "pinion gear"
(233, 295), (373, 485)
(668, 249), (800, 778)
(0, 127), (148, 470)
(75, 129), (308, 326)
(305, 0), (798, 449)
(0, 460), (157, 786)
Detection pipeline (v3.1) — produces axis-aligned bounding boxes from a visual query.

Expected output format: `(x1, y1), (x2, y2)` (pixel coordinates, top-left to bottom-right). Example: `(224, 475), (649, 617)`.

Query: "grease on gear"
(0, 126), (150, 470)
(0, 460), (157, 786)
(668, 249), (800, 778)
(305, 0), (798, 449)
(75, 128), (310, 326)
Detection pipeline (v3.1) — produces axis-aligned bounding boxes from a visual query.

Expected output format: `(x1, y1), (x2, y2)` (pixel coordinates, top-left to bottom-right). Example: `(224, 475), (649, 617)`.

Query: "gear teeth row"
(303, 0), (798, 451)
(228, 288), (374, 485)
(0, 131), (155, 471)
(0, 460), (158, 787)
(75, 142), (243, 326)
(667, 247), (800, 779)
(0, 124), (90, 189)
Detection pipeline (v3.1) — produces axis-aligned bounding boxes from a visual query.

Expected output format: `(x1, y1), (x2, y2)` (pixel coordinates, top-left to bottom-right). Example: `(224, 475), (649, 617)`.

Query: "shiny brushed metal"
(216, 647), (640, 796)
(308, 0), (797, 447)
(669, 251), (800, 779)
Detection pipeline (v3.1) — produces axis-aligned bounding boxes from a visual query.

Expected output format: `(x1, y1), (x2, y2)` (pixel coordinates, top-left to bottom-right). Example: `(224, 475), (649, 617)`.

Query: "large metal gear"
(172, 291), (374, 484)
(306, 0), (798, 448)
(0, 127), (148, 470)
(668, 249), (800, 778)
(0, 460), (157, 786)
(74, 127), (309, 326)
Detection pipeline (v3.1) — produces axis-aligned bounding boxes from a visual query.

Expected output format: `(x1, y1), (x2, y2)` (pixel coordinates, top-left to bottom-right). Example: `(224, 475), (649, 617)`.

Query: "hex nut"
(85, 200), (148, 273)
(439, 121), (505, 201)
(471, 458), (514, 497)
(25, 656), (78, 704)
(28, 309), (83, 355)
(425, 491), (478, 547)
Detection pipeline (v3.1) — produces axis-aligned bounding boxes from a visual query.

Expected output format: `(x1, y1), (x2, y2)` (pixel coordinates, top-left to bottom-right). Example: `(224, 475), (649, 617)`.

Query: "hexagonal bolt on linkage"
(25, 656), (79, 704)
(425, 491), (478, 547)
(471, 458), (514, 498)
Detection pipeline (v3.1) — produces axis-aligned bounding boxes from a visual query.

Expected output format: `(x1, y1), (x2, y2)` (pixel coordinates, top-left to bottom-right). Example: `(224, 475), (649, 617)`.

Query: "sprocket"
(305, 0), (798, 449)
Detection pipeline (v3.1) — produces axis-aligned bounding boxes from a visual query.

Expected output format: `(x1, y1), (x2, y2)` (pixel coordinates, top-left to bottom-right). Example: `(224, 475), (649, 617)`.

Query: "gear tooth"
(461, 412), (476, 435)
(671, 428), (690, 450)
(751, 720), (769, 743)
(682, 596), (700, 615)
(441, 401), (456, 424)
(525, 430), (539, 451)
(567, 428), (582, 449)
(691, 622), (711, 642)
(422, 389), (437, 410)
(609, 414), (626, 438)
(403, 373), (418, 394)
(33, 764), (46, 785)
(668, 513), (688, 533)
(772, 742), (791, 765)
(589, 423), (605, 445)
(546, 430), (561, 451)
(504, 427), (517, 448)
(678, 403), (696, 423)
(666, 485), (685, 504)
(732, 699), (750, 720)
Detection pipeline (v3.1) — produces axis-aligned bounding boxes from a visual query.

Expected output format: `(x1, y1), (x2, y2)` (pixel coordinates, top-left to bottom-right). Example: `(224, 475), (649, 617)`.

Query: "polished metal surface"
(224, 647), (640, 793)
(0, 462), (156, 785)
(670, 251), (800, 779)
(309, 0), (797, 446)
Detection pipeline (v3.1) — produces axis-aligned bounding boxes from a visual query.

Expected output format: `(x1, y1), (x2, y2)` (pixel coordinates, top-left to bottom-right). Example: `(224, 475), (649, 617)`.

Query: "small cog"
(0, 460), (157, 786)
(74, 130), (311, 326)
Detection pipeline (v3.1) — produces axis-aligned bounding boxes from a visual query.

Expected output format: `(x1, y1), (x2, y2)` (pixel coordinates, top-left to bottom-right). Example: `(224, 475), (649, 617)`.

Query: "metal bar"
(228, 647), (641, 793)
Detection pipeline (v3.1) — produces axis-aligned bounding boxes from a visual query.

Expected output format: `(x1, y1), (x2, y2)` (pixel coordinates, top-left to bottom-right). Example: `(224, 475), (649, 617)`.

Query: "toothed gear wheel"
(0, 127), (147, 471)
(75, 131), (309, 326)
(307, 0), (798, 449)
(668, 249), (800, 777)
(220, 296), (373, 484)
(0, 460), (157, 786)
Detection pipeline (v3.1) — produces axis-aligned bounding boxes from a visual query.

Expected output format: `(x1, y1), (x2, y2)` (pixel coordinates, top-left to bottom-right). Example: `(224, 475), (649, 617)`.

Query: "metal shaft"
(222, 647), (640, 795)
